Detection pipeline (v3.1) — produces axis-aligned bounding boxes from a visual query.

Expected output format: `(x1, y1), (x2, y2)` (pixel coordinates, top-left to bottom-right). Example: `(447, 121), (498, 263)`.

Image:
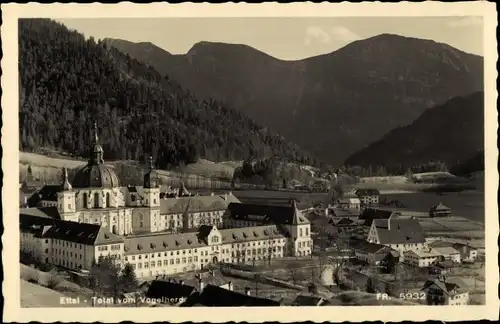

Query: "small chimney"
(228, 191), (233, 196)
(224, 194), (227, 201)
(179, 280), (184, 285)
(228, 281), (233, 291)
(210, 192), (214, 196)
(244, 287), (251, 296)
(199, 278), (205, 291)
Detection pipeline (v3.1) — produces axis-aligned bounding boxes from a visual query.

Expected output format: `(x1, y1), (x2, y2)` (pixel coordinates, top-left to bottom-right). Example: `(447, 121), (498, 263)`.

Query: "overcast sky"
(56, 17), (484, 60)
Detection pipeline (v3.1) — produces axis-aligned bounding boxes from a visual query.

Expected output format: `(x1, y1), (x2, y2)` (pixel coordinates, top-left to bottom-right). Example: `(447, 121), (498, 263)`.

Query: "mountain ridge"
(105, 33), (483, 165)
(344, 91), (484, 172)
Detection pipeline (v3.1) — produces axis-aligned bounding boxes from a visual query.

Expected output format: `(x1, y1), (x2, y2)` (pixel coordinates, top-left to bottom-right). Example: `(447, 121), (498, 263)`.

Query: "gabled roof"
(145, 280), (196, 300)
(355, 188), (380, 196)
(359, 208), (394, 224)
(227, 202), (310, 226)
(26, 185), (62, 206)
(430, 203), (451, 212)
(431, 246), (460, 256)
(422, 277), (468, 295)
(20, 207), (61, 220)
(451, 242), (477, 251)
(429, 240), (454, 248)
(181, 284), (280, 307)
(373, 217), (426, 244)
(354, 241), (392, 254)
(160, 194), (240, 215)
(334, 218), (356, 226)
(19, 213), (122, 245)
(328, 207), (361, 218)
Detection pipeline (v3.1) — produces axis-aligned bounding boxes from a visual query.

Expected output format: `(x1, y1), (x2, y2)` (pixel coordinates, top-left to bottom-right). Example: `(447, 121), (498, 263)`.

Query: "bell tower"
(143, 156), (161, 232)
(57, 167), (78, 221)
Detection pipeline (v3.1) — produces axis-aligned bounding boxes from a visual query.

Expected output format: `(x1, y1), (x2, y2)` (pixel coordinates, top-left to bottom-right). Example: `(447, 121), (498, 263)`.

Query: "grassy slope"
(19, 151), (239, 183)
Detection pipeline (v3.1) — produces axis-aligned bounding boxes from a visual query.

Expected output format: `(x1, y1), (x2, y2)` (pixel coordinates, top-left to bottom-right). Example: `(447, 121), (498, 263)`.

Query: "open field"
(21, 279), (82, 308)
(175, 159), (240, 180)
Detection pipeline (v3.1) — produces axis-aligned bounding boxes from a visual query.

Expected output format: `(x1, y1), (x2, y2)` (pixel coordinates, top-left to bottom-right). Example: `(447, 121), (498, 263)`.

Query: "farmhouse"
(366, 214), (427, 257)
(404, 248), (442, 267)
(429, 203), (452, 218)
(355, 188), (380, 206)
(422, 276), (469, 305)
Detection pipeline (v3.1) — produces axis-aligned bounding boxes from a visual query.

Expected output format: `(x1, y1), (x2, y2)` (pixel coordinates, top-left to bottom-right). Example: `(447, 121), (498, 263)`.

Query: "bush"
(46, 274), (63, 289)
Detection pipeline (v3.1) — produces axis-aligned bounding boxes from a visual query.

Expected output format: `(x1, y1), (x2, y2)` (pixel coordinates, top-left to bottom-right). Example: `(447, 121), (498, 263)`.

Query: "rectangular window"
(164, 260), (168, 266)
(150, 261), (155, 267)
(170, 259), (174, 265)
(144, 262), (149, 268)
(176, 258), (180, 264)
(194, 256), (198, 262)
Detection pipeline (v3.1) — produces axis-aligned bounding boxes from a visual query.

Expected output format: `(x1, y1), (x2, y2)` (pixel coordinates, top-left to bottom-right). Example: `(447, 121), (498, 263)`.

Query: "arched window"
(106, 193), (111, 207)
(94, 192), (99, 208)
(83, 193), (88, 207)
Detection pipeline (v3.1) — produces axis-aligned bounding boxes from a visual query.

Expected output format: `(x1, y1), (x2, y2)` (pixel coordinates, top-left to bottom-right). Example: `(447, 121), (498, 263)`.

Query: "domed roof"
(72, 164), (120, 189)
(71, 121), (120, 189)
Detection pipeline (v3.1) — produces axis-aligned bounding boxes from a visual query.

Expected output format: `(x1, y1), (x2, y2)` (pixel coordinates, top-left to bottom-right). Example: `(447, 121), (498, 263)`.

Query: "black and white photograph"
(2, 2), (498, 323)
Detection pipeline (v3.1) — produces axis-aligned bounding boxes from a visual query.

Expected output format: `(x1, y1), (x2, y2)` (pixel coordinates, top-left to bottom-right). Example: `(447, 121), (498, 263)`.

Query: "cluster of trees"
(87, 256), (138, 304)
(233, 157), (322, 188)
(19, 19), (317, 169)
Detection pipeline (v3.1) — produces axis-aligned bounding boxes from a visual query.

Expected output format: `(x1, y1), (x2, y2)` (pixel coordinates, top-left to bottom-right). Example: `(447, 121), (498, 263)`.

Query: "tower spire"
(93, 121), (99, 144)
(61, 167), (72, 191)
(90, 121), (104, 165)
(148, 156), (154, 170)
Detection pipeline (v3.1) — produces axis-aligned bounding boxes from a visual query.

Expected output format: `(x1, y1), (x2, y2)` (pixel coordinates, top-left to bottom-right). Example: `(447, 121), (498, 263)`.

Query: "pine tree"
(119, 263), (138, 293)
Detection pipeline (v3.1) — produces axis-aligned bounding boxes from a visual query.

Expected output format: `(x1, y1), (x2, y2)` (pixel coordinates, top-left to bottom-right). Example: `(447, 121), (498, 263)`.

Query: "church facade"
(26, 123), (240, 236)
(20, 122), (313, 279)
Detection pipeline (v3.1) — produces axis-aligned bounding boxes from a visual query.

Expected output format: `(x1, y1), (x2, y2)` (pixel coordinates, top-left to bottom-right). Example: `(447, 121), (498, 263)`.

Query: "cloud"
(447, 16), (483, 27)
(304, 26), (331, 46)
(330, 26), (362, 42)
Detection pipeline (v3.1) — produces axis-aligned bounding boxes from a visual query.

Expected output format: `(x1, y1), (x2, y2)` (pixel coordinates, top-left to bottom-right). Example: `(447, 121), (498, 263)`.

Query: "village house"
(330, 218), (360, 236)
(432, 246), (461, 263)
(366, 214), (427, 258)
(335, 197), (361, 210)
(429, 260), (454, 275)
(452, 243), (479, 262)
(355, 188), (380, 206)
(422, 276), (469, 305)
(429, 203), (452, 218)
(404, 248), (442, 267)
(352, 241), (399, 266)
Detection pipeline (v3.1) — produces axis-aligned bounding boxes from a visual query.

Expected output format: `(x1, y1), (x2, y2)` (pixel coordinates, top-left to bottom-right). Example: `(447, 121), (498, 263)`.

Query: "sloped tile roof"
(20, 207), (61, 220)
(181, 284), (280, 307)
(430, 202), (451, 212)
(20, 213), (122, 245)
(373, 217), (426, 244)
(355, 188), (380, 196)
(227, 202), (310, 226)
(422, 277), (468, 295)
(145, 280), (196, 300)
(160, 194), (240, 215)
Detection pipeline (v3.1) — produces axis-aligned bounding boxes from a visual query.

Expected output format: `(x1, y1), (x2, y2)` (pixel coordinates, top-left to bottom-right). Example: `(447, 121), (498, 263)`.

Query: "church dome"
(72, 164), (120, 189)
(71, 121), (120, 189)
